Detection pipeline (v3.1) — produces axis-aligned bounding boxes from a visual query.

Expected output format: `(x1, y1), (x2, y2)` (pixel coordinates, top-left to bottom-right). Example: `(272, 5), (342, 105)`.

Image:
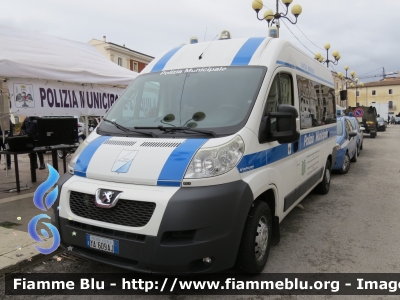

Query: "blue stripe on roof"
(74, 136), (111, 177)
(276, 60), (334, 87)
(157, 139), (207, 186)
(151, 46), (183, 72)
(231, 37), (266, 66)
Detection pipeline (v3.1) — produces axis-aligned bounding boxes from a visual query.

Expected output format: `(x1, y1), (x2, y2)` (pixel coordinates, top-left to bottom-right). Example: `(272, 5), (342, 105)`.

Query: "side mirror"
(259, 104), (300, 144)
(349, 132), (357, 138)
(360, 126), (365, 131)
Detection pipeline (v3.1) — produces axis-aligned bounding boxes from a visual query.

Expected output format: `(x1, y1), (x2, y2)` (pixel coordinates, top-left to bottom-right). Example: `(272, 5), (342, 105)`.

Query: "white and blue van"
(52, 36), (337, 273)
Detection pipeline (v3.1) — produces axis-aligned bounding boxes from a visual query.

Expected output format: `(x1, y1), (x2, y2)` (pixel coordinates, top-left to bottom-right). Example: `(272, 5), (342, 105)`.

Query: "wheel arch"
(255, 188), (280, 246)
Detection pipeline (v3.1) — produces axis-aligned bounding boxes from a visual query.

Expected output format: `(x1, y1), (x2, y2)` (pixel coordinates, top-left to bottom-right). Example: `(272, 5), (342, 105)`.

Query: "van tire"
(371, 132), (376, 138)
(315, 159), (331, 195)
(235, 201), (272, 273)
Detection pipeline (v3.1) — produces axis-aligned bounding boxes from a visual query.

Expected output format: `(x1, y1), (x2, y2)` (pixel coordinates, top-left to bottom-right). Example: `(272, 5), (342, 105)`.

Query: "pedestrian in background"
(21, 116), (45, 169)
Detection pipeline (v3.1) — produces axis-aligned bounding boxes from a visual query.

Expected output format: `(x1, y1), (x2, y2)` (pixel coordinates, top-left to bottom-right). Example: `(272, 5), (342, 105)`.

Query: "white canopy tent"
(0, 26), (138, 125)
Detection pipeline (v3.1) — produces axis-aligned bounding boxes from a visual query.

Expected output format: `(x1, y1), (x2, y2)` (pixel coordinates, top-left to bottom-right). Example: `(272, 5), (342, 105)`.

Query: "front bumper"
(51, 174), (254, 273)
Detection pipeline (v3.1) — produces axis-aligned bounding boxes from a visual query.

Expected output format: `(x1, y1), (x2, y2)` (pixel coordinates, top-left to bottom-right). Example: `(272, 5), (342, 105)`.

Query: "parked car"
(395, 116), (400, 125)
(333, 117), (358, 174)
(348, 106), (378, 138)
(376, 117), (387, 131)
(347, 116), (365, 156)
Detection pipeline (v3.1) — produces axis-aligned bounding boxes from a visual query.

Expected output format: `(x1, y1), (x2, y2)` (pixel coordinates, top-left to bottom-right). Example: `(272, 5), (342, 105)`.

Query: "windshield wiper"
(103, 118), (156, 137)
(135, 126), (217, 137)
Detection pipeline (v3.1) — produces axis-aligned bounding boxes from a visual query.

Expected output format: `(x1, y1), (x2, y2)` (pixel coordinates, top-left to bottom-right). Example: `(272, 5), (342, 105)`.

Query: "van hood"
(73, 136), (207, 186)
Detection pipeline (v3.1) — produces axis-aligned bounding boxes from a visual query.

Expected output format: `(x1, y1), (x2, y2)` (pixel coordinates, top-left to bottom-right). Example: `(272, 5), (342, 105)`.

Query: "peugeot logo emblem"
(95, 189), (122, 208)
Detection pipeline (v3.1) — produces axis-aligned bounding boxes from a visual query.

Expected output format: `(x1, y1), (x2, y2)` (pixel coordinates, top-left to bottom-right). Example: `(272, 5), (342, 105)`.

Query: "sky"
(1, 0), (399, 83)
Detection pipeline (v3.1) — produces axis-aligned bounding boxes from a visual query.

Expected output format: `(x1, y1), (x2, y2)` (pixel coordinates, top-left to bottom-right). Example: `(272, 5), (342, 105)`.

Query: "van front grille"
(69, 191), (156, 227)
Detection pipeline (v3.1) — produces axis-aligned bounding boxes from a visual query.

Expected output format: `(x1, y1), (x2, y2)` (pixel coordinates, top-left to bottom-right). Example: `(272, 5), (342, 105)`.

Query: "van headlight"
(184, 135), (245, 179)
(68, 139), (89, 174)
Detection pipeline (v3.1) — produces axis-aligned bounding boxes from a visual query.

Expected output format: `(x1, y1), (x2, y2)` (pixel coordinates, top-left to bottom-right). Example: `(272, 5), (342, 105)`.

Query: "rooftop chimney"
(103, 36), (106, 42)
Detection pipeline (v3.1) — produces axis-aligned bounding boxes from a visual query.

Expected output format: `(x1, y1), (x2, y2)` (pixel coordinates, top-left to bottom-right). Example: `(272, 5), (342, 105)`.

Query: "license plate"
(86, 234), (119, 254)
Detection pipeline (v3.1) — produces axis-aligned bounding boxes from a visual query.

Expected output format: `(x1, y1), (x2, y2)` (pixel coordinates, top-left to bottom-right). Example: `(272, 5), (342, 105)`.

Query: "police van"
(53, 36), (337, 273)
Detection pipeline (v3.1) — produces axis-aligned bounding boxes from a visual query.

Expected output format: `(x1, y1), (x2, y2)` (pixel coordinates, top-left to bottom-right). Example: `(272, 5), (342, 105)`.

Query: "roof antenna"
(203, 27), (207, 42)
(199, 34), (218, 60)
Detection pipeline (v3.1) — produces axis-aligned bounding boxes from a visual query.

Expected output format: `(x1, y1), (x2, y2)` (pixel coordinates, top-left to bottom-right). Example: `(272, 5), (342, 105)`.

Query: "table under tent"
(0, 26), (138, 139)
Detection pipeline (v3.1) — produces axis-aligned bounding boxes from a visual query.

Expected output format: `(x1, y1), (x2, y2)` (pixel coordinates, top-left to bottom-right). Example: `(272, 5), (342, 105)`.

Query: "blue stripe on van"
(157, 139), (208, 186)
(74, 136), (111, 177)
(231, 37), (266, 66)
(151, 46), (183, 72)
(276, 60), (334, 87)
(237, 126), (337, 173)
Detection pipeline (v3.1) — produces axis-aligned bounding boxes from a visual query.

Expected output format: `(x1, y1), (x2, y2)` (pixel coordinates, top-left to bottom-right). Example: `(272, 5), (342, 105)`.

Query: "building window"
(372, 90), (376, 96)
(389, 89), (393, 95)
(356, 102), (360, 107)
(133, 62), (138, 72)
(389, 100), (393, 109)
(118, 57), (122, 66)
(356, 91), (359, 96)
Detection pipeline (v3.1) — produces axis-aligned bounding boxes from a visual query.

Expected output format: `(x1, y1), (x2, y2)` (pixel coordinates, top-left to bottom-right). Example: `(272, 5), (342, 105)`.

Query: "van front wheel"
(235, 201), (272, 273)
(314, 159), (331, 194)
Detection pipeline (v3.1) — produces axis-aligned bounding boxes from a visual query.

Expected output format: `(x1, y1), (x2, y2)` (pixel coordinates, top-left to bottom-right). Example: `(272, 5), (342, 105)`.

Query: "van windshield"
(99, 66), (266, 137)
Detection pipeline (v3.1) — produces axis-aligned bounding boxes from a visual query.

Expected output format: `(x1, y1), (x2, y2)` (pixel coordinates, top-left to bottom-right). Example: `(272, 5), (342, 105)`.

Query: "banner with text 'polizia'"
(7, 78), (126, 117)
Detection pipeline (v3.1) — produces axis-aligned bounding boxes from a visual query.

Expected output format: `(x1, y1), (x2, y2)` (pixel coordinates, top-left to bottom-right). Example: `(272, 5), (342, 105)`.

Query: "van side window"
(279, 73), (293, 106)
(266, 73), (293, 113)
(297, 75), (336, 129)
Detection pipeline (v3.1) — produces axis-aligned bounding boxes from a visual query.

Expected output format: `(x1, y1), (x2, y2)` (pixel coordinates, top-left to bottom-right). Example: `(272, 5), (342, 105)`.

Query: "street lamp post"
(349, 79), (364, 106)
(314, 43), (341, 67)
(337, 66), (356, 110)
(251, 0), (302, 37)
